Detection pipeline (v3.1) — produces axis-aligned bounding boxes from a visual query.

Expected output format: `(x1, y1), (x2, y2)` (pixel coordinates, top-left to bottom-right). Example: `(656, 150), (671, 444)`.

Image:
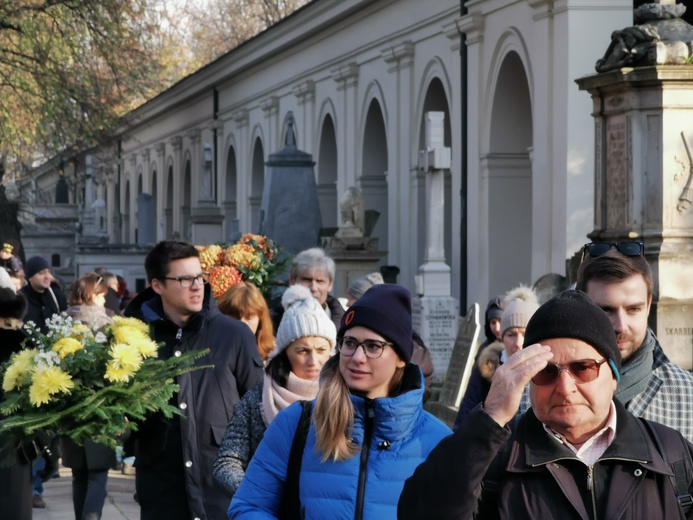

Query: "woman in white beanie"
(453, 285), (539, 430)
(213, 285), (336, 497)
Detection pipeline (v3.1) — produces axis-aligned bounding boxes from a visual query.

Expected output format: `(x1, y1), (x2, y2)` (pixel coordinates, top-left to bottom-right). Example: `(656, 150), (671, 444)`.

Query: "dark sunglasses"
(532, 358), (608, 386)
(580, 241), (644, 263)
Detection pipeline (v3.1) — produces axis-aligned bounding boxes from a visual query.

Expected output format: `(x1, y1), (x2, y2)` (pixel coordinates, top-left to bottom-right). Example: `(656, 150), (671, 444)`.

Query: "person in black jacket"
(20, 256), (67, 333)
(124, 241), (263, 520)
(0, 277), (32, 520)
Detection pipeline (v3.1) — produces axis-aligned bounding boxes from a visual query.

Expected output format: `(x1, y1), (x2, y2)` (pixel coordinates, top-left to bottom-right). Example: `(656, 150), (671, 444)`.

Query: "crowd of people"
(0, 238), (692, 519)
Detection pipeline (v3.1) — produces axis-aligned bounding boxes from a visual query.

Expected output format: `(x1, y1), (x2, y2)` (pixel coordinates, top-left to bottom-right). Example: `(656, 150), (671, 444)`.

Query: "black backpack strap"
(641, 418), (693, 514)
(279, 400), (313, 520)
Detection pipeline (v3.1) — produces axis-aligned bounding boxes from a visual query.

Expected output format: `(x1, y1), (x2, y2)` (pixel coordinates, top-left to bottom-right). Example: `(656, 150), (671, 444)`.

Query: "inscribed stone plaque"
(606, 114), (628, 228)
(411, 296), (460, 384)
(438, 304), (480, 409)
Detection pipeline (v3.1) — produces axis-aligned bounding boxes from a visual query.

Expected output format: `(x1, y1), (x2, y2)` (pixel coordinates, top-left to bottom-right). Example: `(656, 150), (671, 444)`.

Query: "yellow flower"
(111, 316), (149, 334)
(70, 323), (92, 341)
(112, 325), (149, 345)
(52, 337), (84, 359)
(105, 343), (143, 383)
(128, 337), (159, 358)
(28, 366), (75, 407)
(2, 348), (36, 392)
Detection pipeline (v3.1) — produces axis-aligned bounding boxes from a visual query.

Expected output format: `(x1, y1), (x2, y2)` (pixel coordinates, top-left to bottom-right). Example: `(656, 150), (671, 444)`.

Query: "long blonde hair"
(313, 353), (406, 462)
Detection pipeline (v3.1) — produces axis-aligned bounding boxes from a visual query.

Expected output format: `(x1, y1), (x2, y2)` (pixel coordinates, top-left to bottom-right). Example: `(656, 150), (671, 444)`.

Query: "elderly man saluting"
(398, 290), (693, 520)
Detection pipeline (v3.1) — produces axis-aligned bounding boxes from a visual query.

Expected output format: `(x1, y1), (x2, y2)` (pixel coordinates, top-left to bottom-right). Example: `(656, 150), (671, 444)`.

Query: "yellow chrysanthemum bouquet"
(197, 233), (289, 300)
(0, 313), (208, 461)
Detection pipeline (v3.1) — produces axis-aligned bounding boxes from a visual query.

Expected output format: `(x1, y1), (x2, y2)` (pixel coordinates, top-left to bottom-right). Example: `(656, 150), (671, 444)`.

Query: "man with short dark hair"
(399, 291), (693, 519)
(125, 240), (263, 520)
(576, 243), (693, 442)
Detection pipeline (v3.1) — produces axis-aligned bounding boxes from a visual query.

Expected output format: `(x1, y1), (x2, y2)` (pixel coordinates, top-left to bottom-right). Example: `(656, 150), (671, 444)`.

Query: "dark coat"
(20, 283), (66, 333)
(125, 284), (264, 520)
(104, 287), (122, 316)
(399, 401), (693, 520)
(0, 288), (31, 520)
(61, 438), (117, 471)
(454, 341), (504, 430)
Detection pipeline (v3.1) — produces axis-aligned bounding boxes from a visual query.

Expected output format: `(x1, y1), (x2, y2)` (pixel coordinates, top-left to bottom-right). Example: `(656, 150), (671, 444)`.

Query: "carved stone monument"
(322, 185), (386, 297)
(412, 112), (460, 382)
(260, 112), (322, 255)
(577, 1), (693, 369)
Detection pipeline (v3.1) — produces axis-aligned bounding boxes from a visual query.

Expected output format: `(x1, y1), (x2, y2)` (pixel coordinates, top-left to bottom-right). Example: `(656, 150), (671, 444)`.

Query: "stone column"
(412, 112), (460, 382)
(331, 63), (359, 194)
(381, 41), (414, 286)
(577, 68), (693, 369)
(169, 136), (183, 237)
(293, 80), (316, 153)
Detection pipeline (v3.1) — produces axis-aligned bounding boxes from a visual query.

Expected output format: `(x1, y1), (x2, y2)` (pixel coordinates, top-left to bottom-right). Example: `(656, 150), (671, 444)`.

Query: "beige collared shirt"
(543, 401), (617, 466)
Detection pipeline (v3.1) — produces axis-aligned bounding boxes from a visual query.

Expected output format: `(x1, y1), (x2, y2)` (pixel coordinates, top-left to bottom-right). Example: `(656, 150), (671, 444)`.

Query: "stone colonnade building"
(17, 0), (633, 305)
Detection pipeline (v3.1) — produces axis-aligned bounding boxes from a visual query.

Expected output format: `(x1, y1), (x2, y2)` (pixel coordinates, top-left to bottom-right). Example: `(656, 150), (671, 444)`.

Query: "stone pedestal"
(577, 66), (693, 369)
(321, 237), (386, 298)
(191, 204), (224, 245)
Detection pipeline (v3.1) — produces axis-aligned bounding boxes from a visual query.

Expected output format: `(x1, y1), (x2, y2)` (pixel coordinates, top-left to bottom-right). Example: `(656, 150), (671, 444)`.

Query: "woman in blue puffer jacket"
(228, 284), (451, 519)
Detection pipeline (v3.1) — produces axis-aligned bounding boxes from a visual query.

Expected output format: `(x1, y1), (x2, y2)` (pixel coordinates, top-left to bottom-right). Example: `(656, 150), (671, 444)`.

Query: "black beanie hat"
(26, 256), (51, 280)
(338, 284), (413, 362)
(524, 290), (621, 380)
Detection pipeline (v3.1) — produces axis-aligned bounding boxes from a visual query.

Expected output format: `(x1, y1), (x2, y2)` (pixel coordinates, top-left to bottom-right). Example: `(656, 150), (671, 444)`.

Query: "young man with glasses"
(124, 241), (263, 520)
(399, 291), (693, 519)
(576, 242), (693, 442)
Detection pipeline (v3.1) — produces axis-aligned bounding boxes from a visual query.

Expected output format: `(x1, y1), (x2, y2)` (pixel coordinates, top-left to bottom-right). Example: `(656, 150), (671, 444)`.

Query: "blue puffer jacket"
(228, 364), (451, 519)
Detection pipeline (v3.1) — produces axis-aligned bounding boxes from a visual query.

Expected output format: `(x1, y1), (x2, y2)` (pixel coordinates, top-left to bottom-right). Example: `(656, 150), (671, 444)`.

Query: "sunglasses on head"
(580, 241), (644, 263)
(531, 358), (608, 386)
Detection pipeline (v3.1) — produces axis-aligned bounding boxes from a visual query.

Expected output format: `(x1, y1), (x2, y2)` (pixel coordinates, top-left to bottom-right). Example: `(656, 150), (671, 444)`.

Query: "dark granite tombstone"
(259, 112), (322, 255)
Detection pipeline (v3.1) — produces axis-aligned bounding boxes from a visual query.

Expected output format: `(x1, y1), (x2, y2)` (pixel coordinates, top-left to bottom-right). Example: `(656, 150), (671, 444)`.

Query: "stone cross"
(418, 112), (450, 266)
(416, 111), (452, 297)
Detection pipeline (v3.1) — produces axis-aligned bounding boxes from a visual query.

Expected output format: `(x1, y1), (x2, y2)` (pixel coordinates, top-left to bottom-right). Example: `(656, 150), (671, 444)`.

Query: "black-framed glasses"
(580, 241), (644, 263)
(160, 273), (209, 288)
(532, 358), (608, 386)
(337, 336), (393, 359)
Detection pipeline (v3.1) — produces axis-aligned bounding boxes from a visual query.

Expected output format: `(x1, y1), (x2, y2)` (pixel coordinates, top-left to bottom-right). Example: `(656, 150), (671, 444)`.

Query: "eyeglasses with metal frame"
(160, 273), (209, 288)
(337, 336), (393, 359)
(531, 358), (609, 386)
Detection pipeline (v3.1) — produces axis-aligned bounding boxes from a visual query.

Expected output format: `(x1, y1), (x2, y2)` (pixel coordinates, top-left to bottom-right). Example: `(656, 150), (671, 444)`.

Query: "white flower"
(34, 351), (61, 369)
(94, 332), (107, 344)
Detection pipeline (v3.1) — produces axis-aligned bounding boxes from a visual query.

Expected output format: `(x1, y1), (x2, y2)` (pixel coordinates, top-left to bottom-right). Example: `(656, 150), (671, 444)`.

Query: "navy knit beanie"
(338, 284), (413, 362)
(26, 256), (51, 280)
(524, 289), (621, 380)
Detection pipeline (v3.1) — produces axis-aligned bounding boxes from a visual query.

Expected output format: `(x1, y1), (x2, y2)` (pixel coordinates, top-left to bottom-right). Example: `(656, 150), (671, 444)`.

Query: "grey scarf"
(614, 329), (655, 405)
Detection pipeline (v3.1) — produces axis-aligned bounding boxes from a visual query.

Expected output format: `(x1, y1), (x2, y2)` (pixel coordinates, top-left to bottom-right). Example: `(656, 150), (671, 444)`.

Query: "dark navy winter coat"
(125, 284), (263, 520)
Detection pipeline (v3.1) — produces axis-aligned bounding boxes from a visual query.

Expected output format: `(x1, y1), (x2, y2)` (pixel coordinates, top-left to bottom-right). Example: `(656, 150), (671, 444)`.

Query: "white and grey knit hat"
(271, 285), (337, 358)
(500, 285), (540, 337)
(348, 272), (384, 300)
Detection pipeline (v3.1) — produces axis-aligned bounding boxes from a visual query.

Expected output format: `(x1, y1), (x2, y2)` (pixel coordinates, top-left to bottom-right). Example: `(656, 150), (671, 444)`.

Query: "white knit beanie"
(500, 285), (540, 337)
(0, 268), (16, 293)
(271, 285), (337, 359)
